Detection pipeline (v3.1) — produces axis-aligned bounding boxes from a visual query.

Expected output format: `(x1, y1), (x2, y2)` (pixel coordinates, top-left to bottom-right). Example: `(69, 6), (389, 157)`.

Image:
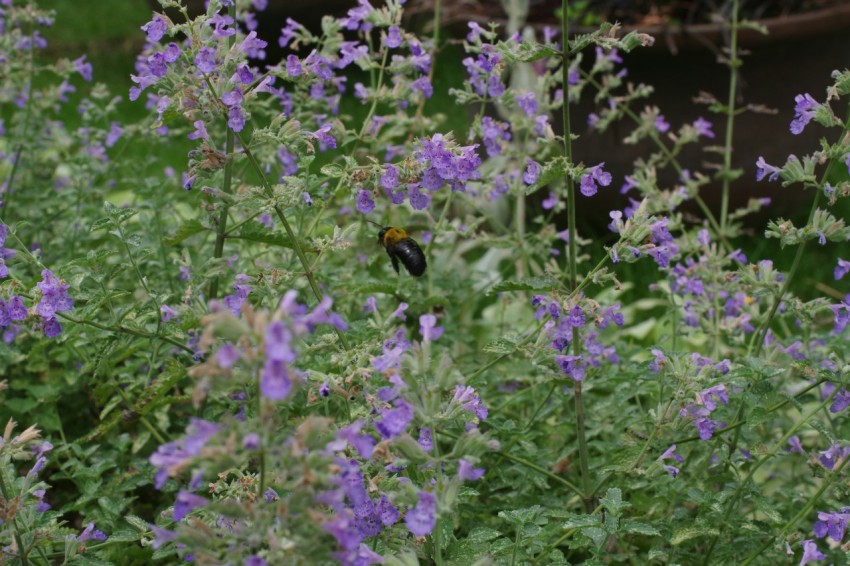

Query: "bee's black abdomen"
(377, 226), (427, 277)
(388, 238), (426, 277)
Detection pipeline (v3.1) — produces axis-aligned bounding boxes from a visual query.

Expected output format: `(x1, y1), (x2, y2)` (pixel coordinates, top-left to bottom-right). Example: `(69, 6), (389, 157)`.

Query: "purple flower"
(788, 435), (805, 454)
(819, 444), (850, 470)
(223, 275), (252, 316)
(381, 165), (399, 190)
(245, 557), (268, 566)
(261, 359), (293, 400)
(813, 509), (850, 541)
(208, 13), (235, 37)
(799, 539), (827, 565)
(149, 418), (221, 489)
(76, 521), (108, 542)
(458, 459), (485, 481)
(523, 159), (541, 185)
(227, 105), (245, 132)
(830, 388), (850, 413)
(555, 354), (585, 381)
(356, 190), (375, 214)
(698, 384), (729, 411)
(243, 433), (260, 451)
(516, 92), (538, 116)
(239, 31), (267, 59)
(149, 525), (176, 550)
(480, 116), (510, 156)
(649, 348), (666, 372)
(337, 421), (375, 459)
(411, 76), (433, 99)
(160, 304), (177, 322)
(105, 122), (123, 147)
(73, 55), (92, 81)
(419, 314), (444, 342)
(188, 120), (208, 141)
(0, 224), (14, 277)
(141, 16), (167, 42)
(195, 47), (217, 74)
(384, 26), (403, 48)
(580, 163), (612, 197)
(755, 156), (781, 182)
(173, 490), (208, 522)
(375, 397), (413, 439)
(7, 296), (27, 321)
(216, 343), (241, 369)
(660, 444), (684, 477)
(693, 117), (715, 138)
(791, 93), (819, 135)
(453, 385), (488, 420)
(542, 191), (558, 210)
(835, 258), (850, 280)
(406, 491), (436, 537)
(654, 114), (670, 132)
(279, 18), (300, 49)
(417, 428), (433, 452)
(408, 185), (430, 210)
(391, 302), (408, 320)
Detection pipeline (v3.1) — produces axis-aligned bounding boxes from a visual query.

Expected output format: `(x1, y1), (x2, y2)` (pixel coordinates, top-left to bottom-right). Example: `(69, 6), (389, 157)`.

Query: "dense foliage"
(2, 0), (850, 564)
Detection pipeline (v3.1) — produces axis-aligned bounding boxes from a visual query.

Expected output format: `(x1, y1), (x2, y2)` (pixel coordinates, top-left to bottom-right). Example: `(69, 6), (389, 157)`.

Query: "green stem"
(208, 126), (236, 300)
(562, 0), (591, 509)
(719, 0), (740, 236)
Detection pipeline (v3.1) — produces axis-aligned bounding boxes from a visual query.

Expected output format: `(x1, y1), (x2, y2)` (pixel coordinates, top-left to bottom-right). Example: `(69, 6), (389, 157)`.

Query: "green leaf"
(483, 338), (516, 355)
(489, 275), (560, 294)
(124, 515), (151, 532)
(620, 519), (661, 536)
(466, 527), (501, 544)
(562, 515), (600, 530)
(600, 487), (629, 517)
(498, 505), (543, 526)
(164, 219), (207, 245)
(231, 223), (298, 250)
(671, 523), (719, 545)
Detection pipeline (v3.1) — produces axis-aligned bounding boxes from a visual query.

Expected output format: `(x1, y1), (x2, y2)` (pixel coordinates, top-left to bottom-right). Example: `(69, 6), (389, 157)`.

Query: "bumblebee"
(369, 221), (427, 277)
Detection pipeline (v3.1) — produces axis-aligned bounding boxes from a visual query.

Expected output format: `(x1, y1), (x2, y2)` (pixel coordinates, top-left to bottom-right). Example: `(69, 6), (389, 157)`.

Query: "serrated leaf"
(489, 276), (560, 294)
(232, 223), (298, 250)
(562, 515), (600, 530)
(356, 282), (398, 295)
(466, 527), (501, 544)
(601, 487), (629, 517)
(498, 505), (542, 525)
(620, 519), (661, 536)
(125, 515), (151, 532)
(165, 219), (207, 245)
(89, 217), (113, 232)
(483, 338), (516, 355)
(671, 523), (719, 545)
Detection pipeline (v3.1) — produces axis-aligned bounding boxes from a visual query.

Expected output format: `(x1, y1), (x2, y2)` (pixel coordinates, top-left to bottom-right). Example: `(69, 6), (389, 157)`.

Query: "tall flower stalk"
(561, 0), (592, 510)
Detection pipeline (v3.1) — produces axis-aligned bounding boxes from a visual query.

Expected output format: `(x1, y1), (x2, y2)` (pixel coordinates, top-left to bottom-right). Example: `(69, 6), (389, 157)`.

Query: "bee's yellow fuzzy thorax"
(382, 227), (408, 246)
